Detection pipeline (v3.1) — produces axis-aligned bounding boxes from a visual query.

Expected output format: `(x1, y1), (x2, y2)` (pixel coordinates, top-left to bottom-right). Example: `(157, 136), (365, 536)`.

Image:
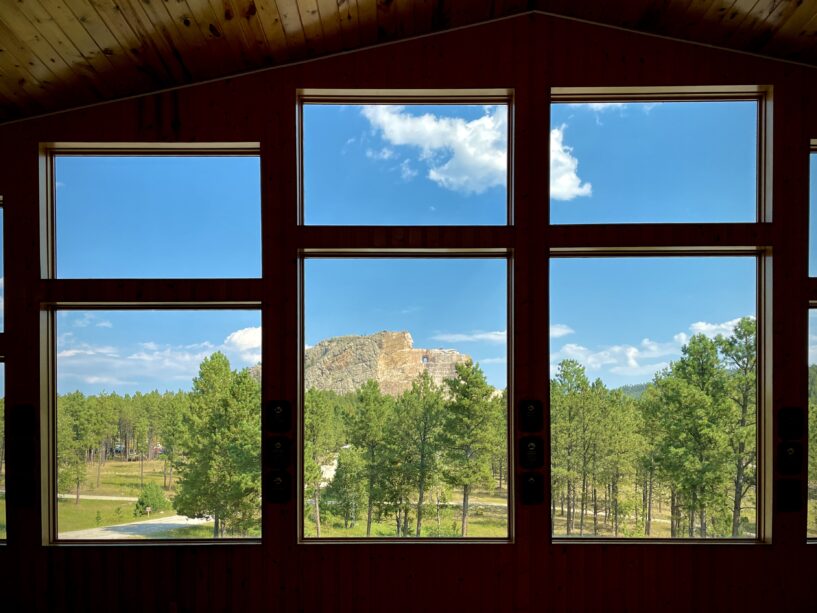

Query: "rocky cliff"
(303, 331), (470, 396)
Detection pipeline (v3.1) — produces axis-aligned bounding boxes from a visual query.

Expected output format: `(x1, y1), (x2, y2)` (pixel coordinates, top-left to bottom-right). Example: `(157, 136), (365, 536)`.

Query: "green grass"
(303, 502), (508, 538)
(150, 523), (262, 539)
(0, 494), (6, 540)
(75, 459), (170, 498)
(56, 498), (175, 533)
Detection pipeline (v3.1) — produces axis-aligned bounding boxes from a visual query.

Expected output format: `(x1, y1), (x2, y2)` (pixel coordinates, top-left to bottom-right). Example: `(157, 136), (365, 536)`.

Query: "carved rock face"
(303, 331), (470, 396)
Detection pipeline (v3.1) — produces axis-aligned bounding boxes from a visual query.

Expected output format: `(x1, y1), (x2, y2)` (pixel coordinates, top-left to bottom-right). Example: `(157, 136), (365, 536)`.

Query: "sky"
(50, 102), (765, 395)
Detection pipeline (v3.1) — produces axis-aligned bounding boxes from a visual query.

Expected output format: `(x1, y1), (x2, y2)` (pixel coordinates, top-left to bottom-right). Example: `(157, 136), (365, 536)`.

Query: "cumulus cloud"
(551, 336), (680, 379)
(57, 325), (262, 393)
(689, 317), (753, 339)
(550, 324), (575, 338)
(361, 105), (507, 194)
(431, 330), (506, 344)
(550, 125), (592, 200)
(223, 326), (262, 364)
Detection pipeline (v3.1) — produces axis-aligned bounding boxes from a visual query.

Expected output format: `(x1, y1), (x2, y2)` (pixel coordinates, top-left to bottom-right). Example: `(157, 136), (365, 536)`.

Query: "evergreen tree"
(442, 361), (499, 537)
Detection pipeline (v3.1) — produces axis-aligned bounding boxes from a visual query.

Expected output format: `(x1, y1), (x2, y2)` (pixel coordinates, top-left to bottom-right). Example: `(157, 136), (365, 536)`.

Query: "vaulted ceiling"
(0, 1), (816, 124)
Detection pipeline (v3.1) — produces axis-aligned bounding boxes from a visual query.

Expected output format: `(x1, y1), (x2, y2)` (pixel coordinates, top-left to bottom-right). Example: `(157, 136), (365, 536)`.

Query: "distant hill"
(616, 383), (649, 400)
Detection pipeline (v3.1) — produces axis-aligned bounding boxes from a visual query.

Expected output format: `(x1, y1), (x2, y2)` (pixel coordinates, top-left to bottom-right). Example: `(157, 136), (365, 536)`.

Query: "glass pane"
(1, 208), (4, 332)
(0, 364), (5, 539)
(550, 257), (757, 538)
(809, 153), (817, 276)
(56, 156), (261, 278)
(56, 310), (261, 540)
(303, 259), (508, 538)
(550, 101), (757, 224)
(809, 311), (817, 537)
(303, 104), (508, 225)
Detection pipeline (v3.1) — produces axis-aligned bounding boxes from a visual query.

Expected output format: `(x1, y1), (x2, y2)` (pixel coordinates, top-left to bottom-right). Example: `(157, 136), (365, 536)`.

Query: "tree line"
(304, 361), (507, 537)
(552, 317), (757, 537)
(56, 352), (261, 537)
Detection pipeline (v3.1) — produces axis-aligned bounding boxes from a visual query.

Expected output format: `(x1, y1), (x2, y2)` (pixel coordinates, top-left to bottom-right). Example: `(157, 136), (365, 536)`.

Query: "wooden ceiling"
(0, 0), (816, 123)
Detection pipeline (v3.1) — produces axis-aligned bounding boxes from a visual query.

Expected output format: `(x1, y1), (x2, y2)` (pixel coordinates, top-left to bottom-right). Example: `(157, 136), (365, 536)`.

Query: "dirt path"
(59, 515), (211, 540)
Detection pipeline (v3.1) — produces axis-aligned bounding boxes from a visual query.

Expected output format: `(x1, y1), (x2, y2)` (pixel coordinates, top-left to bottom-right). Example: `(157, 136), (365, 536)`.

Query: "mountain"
(303, 331), (470, 396)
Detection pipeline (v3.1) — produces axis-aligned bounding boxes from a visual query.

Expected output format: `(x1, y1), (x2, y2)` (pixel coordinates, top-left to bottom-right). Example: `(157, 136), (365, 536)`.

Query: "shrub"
(134, 483), (169, 517)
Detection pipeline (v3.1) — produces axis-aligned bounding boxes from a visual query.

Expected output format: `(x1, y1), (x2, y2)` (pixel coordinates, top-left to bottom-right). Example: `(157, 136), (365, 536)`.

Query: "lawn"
(303, 502), (508, 538)
(75, 459), (170, 498)
(0, 494), (5, 540)
(56, 497), (176, 533)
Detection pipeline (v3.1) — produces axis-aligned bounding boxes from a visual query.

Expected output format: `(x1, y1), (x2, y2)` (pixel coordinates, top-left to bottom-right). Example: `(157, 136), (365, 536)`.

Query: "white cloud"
(689, 317), (753, 338)
(223, 326), (262, 364)
(550, 324), (575, 338)
(361, 105), (507, 194)
(550, 125), (592, 201)
(365, 147), (395, 160)
(431, 330), (506, 344)
(551, 336), (681, 379)
(569, 102), (626, 112)
(399, 159), (418, 181)
(96, 320), (113, 328)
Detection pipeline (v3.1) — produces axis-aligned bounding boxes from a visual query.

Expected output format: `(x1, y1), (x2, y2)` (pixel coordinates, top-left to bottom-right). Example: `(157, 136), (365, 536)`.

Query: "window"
(47, 147), (262, 542)
(550, 257), (757, 539)
(0, 364), (5, 540)
(302, 99), (510, 225)
(55, 310), (261, 541)
(302, 258), (509, 539)
(549, 97), (758, 224)
(809, 312), (817, 538)
(549, 88), (766, 542)
(809, 148), (817, 276)
(54, 152), (261, 278)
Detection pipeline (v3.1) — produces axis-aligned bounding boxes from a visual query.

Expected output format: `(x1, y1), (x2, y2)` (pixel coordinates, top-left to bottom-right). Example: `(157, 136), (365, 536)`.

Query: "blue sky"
(53, 102), (763, 394)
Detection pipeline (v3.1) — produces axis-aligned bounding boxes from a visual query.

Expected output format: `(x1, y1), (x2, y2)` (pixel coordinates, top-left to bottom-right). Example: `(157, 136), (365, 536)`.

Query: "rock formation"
(304, 331), (470, 396)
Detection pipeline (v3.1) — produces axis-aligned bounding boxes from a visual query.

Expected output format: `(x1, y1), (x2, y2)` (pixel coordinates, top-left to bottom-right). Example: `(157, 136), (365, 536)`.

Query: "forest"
(3, 315), (817, 540)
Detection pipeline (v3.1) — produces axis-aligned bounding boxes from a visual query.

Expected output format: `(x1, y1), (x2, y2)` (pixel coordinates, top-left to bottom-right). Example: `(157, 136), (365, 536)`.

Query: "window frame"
(40, 144), (264, 545)
(297, 91), (515, 227)
(547, 86), (772, 543)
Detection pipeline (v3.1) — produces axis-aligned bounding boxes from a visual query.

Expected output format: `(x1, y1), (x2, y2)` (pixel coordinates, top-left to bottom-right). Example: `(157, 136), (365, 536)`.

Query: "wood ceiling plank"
(88, 0), (183, 87)
(356, 0), (378, 44)
(252, 0), (293, 60)
(8, 0), (117, 98)
(135, 0), (208, 78)
(315, 0), (344, 53)
(181, 0), (252, 71)
(87, 0), (176, 86)
(754, 0), (817, 55)
(684, 0), (742, 43)
(295, 0), (326, 55)
(0, 53), (47, 113)
(62, 0), (154, 89)
(220, 0), (277, 66)
(336, 0), (361, 50)
(724, 0), (778, 46)
(155, 0), (230, 75)
(392, 0), (416, 37)
(31, 1), (129, 94)
(273, 0), (309, 56)
(733, 0), (805, 51)
(0, 15), (78, 101)
(202, 0), (259, 67)
(232, 0), (289, 63)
